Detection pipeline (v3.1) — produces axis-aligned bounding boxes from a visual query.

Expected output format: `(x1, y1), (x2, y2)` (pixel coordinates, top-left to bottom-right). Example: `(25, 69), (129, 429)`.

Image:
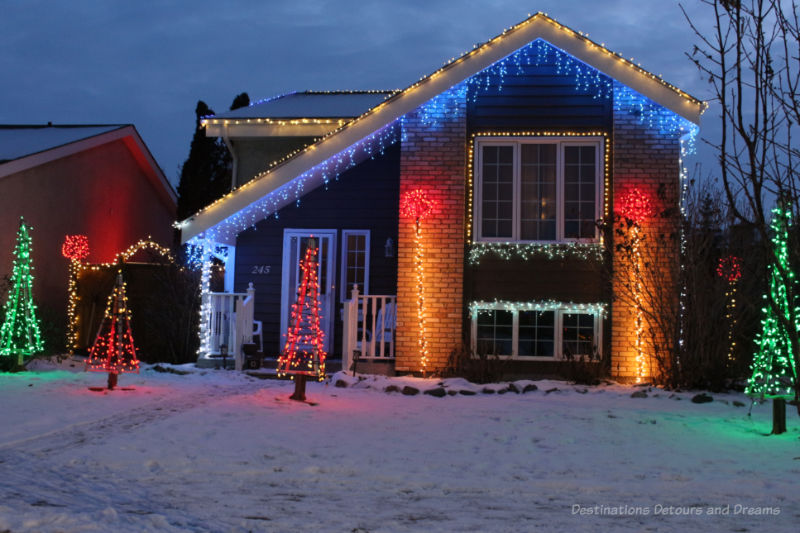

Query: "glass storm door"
(280, 230), (336, 354)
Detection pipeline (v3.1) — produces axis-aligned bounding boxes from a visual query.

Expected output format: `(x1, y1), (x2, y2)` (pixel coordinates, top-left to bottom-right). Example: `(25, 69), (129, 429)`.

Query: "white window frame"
(473, 137), (604, 243)
(470, 303), (603, 361)
(340, 230), (370, 302)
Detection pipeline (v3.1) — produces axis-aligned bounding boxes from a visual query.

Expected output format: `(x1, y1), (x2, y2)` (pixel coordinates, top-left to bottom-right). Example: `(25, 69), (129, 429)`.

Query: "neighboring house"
(0, 124), (177, 328)
(180, 13), (703, 381)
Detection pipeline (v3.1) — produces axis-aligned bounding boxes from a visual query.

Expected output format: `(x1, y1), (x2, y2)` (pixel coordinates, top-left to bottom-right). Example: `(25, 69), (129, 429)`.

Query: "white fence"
(341, 285), (396, 373)
(204, 282), (255, 370)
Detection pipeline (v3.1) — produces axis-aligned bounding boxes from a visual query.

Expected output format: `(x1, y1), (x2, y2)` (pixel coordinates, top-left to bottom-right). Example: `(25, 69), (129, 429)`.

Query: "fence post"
(342, 284), (359, 374)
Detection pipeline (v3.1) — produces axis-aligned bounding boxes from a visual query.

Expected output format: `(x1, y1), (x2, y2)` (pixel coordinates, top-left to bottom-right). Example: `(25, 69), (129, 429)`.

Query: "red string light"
(401, 189), (437, 373)
(278, 239), (326, 379)
(400, 189), (436, 221)
(85, 271), (140, 376)
(617, 188), (654, 224)
(61, 235), (90, 262)
(716, 255), (742, 283)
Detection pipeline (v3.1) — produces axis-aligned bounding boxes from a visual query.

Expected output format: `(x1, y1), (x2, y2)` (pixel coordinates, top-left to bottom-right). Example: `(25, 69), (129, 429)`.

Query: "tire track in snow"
(0, 381), (262, 454)
(0, 380), (265, 526)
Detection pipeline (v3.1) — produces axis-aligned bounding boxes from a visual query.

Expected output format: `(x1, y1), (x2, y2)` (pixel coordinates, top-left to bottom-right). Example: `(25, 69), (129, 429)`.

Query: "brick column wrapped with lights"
(400, 190), (436, 372)
(396, 86), (467, 374)
(611, 81), (684, 382)
(617, 188), (655, 382)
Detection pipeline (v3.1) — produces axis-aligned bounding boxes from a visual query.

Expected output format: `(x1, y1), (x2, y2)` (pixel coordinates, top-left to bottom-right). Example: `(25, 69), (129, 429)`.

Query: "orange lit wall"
(611, 81), (682, 382)
(395, 87), (467, 373)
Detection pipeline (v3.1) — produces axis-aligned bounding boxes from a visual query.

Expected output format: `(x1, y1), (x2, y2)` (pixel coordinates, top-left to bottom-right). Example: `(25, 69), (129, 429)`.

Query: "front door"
(280, 230), (336, 354)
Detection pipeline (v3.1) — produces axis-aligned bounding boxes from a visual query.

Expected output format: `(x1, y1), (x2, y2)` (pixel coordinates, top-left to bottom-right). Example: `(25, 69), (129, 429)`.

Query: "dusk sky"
(1, 1), (718, 187)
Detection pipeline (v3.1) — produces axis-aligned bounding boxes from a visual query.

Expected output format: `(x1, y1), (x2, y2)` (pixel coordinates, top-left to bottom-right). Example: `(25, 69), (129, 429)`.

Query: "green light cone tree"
(0, 218), (44, 366)
(745, 205), (799, 434)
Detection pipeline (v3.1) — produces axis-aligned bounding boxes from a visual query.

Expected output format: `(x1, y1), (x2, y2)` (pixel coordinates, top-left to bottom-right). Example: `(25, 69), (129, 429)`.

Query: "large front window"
(475, 138), (603, 242)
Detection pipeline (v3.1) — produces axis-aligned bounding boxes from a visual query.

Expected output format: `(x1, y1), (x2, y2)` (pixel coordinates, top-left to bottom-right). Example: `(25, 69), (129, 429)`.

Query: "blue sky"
(0, 1), (717, 186)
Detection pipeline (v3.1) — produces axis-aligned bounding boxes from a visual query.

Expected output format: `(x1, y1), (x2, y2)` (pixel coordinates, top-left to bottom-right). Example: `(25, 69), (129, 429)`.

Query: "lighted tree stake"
(716, 255), (742, 364)
(278, 238), (326, 402)
(617, 188), (654, 383)
(62, 235), (90, 353)
(401, 189), (436, 375)
(0, 218), (44, 366)
(86, 271), (140, 390)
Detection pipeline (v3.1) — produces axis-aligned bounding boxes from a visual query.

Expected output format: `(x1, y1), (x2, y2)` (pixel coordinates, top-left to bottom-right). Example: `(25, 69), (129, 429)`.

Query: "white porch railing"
(203, 282), (255, 370)
(342, 285), (396, 373)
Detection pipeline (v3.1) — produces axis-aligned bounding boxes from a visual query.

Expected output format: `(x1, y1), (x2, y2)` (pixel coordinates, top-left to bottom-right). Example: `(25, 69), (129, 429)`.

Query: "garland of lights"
(469, 299), (607, 316)
(0, 219), (44, 364)
(277, 239), (326, 380)
(717, 256), (742, 363)
(617, 188), (655, 383)
(746, 205), (799, 401)
(401, 189), (436, 374)
(468, 242), (604, 264)
(64, 238), (178, 353)
(85, 271), (140, 387)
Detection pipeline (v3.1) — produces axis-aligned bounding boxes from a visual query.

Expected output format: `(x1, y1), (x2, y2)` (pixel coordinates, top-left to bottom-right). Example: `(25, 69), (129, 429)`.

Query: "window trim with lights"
(469, 302), (604, 361)
(472, 136), (605, 244)
(340, 229), (370, 302)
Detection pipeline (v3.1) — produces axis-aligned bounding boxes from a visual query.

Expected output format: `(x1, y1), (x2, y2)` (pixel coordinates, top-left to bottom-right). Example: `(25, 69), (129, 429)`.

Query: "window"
(471, 304), (602, 360)
(475, 138), (603, 242)
(340, 230), (370, 301)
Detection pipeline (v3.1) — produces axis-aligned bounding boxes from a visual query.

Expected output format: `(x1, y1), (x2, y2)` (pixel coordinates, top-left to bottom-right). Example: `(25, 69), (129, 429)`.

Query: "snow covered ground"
(0, 358), (797, 533)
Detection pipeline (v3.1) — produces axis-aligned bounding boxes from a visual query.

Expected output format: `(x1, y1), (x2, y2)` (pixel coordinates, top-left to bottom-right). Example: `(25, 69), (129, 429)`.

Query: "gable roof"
(181, 12), (704, 244)
(211, 90), (398, 120)
(0, 124), (123, 163)
(0, 124), (177, 207)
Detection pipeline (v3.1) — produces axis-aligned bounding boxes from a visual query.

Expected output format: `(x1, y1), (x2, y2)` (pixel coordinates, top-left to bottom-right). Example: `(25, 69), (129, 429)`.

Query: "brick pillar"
(611, 82), (682, 382)
(395, 87), (467, 374)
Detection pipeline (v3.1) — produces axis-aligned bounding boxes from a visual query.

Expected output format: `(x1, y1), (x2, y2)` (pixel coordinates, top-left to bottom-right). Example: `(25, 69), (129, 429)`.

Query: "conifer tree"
(0, 218), (43, 366)
(176, 93), (250, 220)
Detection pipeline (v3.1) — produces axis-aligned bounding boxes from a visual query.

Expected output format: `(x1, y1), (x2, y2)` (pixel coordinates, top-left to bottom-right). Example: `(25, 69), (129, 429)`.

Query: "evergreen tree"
(176, 93), (250, 220)
(0, 218), (44, 366)
(746, 205), (799, 402)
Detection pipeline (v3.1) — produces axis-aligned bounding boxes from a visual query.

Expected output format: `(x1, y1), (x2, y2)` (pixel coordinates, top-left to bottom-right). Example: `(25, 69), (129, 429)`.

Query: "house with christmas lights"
(179, 13), (704, 381)
(0, 124), (177, 328)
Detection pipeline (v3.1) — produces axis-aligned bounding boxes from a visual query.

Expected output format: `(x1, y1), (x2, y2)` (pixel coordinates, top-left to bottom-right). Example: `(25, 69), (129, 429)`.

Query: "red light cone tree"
(86, 271), (140, 389)
(278, 238), (326, 401)
(0, 218), (44, 367)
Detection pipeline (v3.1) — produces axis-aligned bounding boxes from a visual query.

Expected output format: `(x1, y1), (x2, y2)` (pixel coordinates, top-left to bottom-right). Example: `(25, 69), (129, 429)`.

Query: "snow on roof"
(210, 91), (398, 120)
(0, 125), (124, 162)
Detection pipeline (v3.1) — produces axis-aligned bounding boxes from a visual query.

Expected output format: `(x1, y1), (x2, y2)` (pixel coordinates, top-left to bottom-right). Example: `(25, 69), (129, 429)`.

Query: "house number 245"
(250, 265), (271, 275)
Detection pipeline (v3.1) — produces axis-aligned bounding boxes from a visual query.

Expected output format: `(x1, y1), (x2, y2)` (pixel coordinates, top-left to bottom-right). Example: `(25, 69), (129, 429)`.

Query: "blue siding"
(233, 143), (400, 356)
(468, 60), (613, 131)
